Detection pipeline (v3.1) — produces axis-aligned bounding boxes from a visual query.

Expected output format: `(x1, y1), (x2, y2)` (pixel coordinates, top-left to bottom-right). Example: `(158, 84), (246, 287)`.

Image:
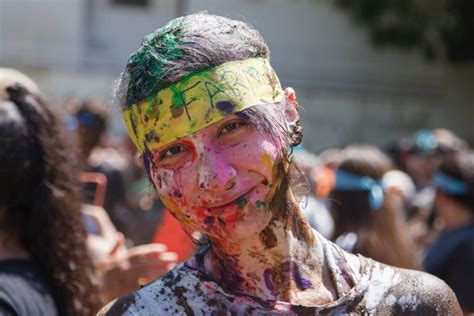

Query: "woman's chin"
(209, 205), (273, 242)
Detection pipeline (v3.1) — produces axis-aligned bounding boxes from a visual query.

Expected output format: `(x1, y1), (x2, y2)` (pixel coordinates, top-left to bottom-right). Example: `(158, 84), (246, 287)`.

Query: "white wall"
(84, 0), (177, 70)
(0, 0), (84, 68)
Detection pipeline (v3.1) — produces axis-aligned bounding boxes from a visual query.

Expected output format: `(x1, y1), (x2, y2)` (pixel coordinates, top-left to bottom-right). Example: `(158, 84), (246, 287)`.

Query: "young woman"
(425, 151), (474, 313)
(330, 145), (417, 269)
(101, 13), (461, 315)
(0, 69), (101, 315)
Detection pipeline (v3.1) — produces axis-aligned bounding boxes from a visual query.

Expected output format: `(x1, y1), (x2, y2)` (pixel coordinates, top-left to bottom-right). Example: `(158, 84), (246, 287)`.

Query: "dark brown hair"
(0, 84), (102, 315)
(331, 145), (416, 269)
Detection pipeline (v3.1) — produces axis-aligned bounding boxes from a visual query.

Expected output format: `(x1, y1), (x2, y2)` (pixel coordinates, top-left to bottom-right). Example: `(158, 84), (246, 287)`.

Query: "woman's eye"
(155, 143), (194, 168)
(220, 121), (246, 136)
(161, 145), (187, 159)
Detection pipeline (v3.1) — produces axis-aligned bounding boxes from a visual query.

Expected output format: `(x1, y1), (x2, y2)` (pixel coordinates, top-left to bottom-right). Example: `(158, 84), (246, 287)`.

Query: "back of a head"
(0, 68), (39, 100)
(332, 145), (393, 230)
(338, 145), (393, 179)
(438, 151), (474, 212)
(432, 128), (469, 154)
(0, 71), (43, 213)
(0, 95), (40, 211)
(332, 145), (415, 268)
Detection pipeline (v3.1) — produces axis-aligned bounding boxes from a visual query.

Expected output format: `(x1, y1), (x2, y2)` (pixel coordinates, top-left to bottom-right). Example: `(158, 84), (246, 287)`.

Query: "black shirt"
(0, 259), (60, 316)
(424, 222), (474, 311)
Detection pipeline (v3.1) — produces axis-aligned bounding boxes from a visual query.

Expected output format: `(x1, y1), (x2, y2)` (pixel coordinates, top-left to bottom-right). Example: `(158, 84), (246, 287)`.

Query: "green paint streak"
(170, 84), (185, 109)
(236, 197), (248, 209)
(146, 105), (155, 116)
(255, 200), (266, 208)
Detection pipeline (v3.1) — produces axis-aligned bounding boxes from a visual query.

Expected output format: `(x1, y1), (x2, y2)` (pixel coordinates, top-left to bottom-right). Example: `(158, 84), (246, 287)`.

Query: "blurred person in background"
(424, 151), (474, 313)
(66, 98), (169, 246)
(0, 68), (101, 315)
(65, 98), (132, 238)
(398, 129), (442, 191)
(396, 129), (470, 254)
(330, 145), (417, 269)
(292, 145), (334, 239)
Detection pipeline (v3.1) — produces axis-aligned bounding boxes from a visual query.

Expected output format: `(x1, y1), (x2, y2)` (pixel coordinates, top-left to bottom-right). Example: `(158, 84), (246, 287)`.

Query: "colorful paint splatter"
(100, 232), (459, 315)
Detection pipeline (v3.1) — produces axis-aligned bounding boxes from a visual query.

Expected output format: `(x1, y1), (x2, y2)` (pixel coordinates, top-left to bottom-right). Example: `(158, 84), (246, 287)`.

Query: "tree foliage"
(336, 0), (474, 62)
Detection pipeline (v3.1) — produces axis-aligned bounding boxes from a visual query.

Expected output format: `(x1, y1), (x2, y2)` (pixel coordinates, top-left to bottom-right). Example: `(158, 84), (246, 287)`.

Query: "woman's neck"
(204, 194), (337, 306)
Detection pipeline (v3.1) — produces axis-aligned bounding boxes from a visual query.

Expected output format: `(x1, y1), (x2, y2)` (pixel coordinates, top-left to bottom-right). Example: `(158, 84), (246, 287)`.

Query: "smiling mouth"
(205, 187), (255, 210)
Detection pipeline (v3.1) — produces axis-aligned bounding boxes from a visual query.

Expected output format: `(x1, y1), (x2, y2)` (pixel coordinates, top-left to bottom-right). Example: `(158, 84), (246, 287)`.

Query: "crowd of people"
(0, 12), (472, 315)
(298, 130), (474, 306)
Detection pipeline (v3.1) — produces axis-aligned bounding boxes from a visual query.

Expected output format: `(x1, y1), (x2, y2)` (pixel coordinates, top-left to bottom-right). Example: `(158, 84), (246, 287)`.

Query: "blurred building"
(1, 0), (473, 151)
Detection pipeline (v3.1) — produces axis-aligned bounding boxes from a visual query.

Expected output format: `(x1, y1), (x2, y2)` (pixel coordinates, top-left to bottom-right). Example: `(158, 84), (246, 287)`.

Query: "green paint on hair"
(125, 17), (185, 107)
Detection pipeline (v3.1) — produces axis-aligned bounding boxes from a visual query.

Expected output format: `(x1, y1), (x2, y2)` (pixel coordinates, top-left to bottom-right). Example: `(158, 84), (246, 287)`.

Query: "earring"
(289, 120), (303, 147)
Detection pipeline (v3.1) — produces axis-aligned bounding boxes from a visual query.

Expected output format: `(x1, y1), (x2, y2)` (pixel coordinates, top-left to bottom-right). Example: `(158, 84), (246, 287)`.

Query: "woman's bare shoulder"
(377, 264), (462, 315)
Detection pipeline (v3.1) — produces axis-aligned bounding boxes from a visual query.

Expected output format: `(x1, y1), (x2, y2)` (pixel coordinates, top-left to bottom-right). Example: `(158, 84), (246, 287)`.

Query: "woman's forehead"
(123, 58), (283, 154)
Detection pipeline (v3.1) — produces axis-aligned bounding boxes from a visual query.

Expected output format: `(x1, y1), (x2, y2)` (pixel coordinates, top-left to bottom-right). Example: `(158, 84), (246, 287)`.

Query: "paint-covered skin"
(147, 113), (279, 242)
(99, 233), (461, 315)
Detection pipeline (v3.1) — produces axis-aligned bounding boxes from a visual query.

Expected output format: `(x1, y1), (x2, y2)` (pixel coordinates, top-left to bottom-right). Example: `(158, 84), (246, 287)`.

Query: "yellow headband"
(123, 58), (283, 153)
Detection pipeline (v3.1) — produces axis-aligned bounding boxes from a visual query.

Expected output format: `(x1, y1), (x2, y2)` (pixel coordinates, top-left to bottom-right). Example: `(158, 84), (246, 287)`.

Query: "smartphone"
(80, 172), (107, 207)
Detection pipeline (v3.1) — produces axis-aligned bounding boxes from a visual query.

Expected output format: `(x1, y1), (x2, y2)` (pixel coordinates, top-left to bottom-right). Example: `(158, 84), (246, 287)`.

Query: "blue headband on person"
(335, 169), (385, 210)
(433, 172), (469, 195)
(64, 112), (101, 130)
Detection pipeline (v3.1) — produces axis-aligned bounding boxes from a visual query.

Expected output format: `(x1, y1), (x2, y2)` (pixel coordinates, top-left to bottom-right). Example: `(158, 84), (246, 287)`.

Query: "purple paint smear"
(263, 269), (275, 294)
(216, 101), (235, 113)
(292, 263), (313, 290)
(263, 261), (313, 295)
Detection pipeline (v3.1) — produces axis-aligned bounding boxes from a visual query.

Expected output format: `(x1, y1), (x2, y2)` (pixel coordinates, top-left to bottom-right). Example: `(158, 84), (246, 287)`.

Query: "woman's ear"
(138, 154), (145, 168)
(283, 87), (299, 125)
(283, 87), (302, 146)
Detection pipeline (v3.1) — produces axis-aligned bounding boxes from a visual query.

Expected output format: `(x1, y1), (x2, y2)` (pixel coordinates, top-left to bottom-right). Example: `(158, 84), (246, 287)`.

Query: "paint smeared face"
(148, 114), (282, 241)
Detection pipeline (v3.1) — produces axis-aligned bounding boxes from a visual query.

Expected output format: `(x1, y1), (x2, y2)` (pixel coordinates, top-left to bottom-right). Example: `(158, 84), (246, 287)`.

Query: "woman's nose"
(198, 150), (237, 192)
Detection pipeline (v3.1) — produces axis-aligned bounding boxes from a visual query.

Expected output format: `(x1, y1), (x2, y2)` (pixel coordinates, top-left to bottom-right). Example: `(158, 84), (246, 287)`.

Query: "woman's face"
(147, 114), (282, 241)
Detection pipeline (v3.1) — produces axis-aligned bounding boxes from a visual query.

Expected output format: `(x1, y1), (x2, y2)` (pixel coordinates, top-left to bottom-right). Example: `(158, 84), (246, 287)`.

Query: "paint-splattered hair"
(116, 13), (269, 109)
(0, 84), (102, 315)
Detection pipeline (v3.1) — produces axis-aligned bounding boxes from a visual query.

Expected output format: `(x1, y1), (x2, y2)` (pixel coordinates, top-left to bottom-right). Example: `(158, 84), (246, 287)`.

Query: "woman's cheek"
(152, 170), (182, 211)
